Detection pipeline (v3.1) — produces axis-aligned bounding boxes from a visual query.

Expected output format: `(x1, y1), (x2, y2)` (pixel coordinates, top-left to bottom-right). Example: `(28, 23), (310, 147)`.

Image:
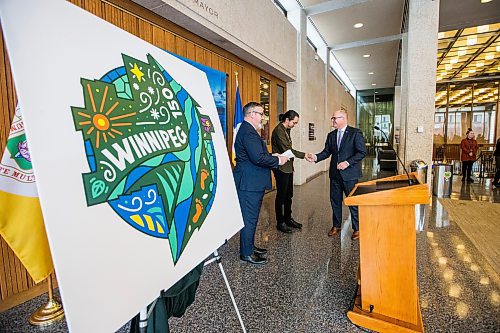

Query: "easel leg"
(210, 249), (247, 333)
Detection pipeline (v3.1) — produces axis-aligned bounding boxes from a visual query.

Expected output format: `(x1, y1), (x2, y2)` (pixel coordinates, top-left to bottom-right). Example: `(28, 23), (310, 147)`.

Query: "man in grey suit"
(233, 102), (288, 265)
(307, 109), (366, 240)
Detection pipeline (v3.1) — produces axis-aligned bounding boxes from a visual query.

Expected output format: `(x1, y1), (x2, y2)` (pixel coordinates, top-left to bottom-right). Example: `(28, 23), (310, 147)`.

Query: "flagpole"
(29, 273), (65, 326)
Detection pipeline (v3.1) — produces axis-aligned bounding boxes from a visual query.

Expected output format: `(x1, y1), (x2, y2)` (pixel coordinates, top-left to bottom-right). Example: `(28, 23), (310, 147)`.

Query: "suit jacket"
(271, 123), (305, 173)
(233, 120), (279, 191)
(316, 125), (367, 181)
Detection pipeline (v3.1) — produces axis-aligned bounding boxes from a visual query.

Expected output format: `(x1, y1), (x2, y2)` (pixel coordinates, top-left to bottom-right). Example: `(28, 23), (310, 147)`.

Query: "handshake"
(305, 153), (317, 163)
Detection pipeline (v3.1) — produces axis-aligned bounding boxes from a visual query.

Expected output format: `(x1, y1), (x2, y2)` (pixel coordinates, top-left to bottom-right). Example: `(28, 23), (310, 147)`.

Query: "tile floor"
(1, 161), (499, 333)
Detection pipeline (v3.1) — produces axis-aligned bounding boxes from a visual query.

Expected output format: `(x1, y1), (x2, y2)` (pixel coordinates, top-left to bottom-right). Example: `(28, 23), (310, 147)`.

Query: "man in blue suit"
(234, 102), (288, 265)
(307, 109), (366, 240)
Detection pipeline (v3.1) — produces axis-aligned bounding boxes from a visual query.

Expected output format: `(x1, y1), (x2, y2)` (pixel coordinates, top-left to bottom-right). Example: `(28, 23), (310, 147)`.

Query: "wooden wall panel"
(0, 0), (287, 310)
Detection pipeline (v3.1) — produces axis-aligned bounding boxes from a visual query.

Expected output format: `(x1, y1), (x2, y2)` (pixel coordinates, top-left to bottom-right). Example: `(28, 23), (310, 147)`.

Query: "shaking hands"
(305, 153), (317, 163)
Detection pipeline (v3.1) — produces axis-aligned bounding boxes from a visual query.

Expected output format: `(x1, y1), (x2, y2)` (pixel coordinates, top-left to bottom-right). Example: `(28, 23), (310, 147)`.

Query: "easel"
(139, 248), (247, 333)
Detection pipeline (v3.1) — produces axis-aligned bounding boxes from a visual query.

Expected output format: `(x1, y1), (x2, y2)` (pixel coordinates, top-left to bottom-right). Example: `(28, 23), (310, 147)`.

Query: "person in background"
(233, 102), (289, 265)
(271, 110), (306, 233)
(492, 138), (500, 188)
(460, 129), (478, 183)
(306, 109), (367, 240)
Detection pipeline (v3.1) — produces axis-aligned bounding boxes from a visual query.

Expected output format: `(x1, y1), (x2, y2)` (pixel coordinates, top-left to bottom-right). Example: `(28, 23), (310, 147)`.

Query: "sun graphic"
(76, 84), (136, 148)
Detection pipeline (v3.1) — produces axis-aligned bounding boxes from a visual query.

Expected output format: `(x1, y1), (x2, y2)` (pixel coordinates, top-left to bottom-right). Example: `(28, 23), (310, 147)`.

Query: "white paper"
(281, 149), (296, 159)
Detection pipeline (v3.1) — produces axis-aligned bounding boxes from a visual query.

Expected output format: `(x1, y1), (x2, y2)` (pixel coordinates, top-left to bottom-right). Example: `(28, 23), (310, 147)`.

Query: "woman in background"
(493, 137), (500, 188)
(460, 128), (478, 183)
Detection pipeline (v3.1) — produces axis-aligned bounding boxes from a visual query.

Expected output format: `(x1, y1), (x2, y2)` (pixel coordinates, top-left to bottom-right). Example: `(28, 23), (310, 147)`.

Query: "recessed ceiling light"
(467, 36), (477, 46)
(445, 64), (452, 70)
(363, 54), (371, 58)
(354, 23), (364, 28)
(450, 58), (459, 64)
(468, 69), (476, 73)
(458, 47), (468, 56)
(371, 83), (377, 86)
(438, 32), (445, 39)
(368, 72), (374, 75)
(481, 0), (492, 3)
(476, 62), (484, 67)
(485, 54), (494, 60)
(477, 25), (489, 33)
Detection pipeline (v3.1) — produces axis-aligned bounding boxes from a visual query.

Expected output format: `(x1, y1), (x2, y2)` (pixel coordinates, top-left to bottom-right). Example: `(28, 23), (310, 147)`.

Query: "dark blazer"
(271, 123), (305, 174)
(316, 125), (367, 181)
(233, 121), (279, 191)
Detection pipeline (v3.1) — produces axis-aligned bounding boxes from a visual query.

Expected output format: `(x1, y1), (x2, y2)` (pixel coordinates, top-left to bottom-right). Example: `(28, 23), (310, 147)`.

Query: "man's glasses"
(331, 116), (344, 120)
(253, 111), (264, 116)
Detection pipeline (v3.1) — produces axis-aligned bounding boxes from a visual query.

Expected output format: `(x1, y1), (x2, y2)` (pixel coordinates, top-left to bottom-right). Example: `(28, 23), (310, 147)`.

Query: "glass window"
(276, 84), (284, 122)
(434, 81), (499, 160)
(260, 77), (271, 144)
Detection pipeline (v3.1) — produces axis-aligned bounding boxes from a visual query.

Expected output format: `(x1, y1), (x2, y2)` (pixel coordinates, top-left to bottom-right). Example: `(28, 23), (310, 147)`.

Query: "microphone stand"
(374, 126), (415, 186)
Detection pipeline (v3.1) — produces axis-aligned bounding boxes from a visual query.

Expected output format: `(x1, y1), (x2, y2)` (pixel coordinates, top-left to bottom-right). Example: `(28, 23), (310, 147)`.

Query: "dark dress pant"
(462, 160), (474, 179)
(273, 169), (293, 224)
(330, 172), (359, 231)
(237, 189), (264, 256)
(493, 156), (500, 185)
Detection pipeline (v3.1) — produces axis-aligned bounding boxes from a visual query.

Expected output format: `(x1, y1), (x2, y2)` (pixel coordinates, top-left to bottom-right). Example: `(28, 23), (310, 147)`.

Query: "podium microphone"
(373, 126), (415, 186)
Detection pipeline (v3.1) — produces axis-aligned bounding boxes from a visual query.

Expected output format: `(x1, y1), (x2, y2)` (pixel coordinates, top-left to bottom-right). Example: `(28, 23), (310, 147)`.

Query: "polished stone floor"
(1, 160), (499, 332)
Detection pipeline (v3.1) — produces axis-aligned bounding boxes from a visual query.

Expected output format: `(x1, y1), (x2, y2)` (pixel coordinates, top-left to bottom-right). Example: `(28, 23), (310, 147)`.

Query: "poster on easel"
(0, 1), (244, 332)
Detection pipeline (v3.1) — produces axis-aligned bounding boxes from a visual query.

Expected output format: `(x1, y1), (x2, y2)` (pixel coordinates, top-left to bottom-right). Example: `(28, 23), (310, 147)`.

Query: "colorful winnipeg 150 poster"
(0, 1), (243, 333)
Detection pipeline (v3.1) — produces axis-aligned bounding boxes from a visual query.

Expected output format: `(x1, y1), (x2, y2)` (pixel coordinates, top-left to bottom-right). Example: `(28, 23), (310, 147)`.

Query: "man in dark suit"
(307, 109), (366, 240)
(234, 102), (288, 265)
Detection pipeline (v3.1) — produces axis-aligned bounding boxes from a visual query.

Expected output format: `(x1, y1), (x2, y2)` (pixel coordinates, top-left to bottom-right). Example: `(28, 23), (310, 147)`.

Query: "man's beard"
(257, 123), (263, 130)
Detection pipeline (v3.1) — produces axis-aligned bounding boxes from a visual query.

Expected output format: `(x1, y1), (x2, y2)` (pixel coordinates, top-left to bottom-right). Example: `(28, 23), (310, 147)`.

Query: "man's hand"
(305, 153), (317, 163)
(278, 155), (289, 165)
(337, 161), (349, 170)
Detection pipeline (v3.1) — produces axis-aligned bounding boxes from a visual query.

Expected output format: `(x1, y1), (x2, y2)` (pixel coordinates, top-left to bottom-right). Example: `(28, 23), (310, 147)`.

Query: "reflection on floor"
(1, 161), (499, 332)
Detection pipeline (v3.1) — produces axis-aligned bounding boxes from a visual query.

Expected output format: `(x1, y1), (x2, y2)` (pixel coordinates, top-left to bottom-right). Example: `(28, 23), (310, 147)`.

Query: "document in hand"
(281, 149), (296, 159)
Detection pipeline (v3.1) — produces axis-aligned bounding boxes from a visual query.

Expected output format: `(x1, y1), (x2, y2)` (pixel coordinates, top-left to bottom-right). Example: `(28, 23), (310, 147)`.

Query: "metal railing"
(433, 144), (496, 178)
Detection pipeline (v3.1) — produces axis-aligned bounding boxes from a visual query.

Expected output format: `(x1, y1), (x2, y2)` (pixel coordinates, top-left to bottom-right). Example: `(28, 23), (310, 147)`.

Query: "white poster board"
(0, 1), (244, 332)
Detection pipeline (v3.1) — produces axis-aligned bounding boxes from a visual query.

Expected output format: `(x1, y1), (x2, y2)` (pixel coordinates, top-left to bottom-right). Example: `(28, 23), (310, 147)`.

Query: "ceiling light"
(363, 54), (371, 58)
(371, 83), (377, 86)
(450, 58), (459, 64)
(445, 64), (453, 70)
(462, 73), (469, 78)
(467, 36), (477, 46)
(458, 47), (467, 56)
(485, 54), (495, 60)
(368, 72), (374, 75)
(476, 62), (484, 67)
(438, 32), (445, 39)
(477, 25), (489, 33)
(496, 46), (500, 52)
(468, 69), (476, 73)
(354, 23), (364, 28)
(481, 0), (493, 3)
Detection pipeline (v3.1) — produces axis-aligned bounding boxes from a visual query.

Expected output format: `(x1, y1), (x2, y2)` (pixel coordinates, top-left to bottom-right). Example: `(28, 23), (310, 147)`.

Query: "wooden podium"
(344, 173), (430, 333)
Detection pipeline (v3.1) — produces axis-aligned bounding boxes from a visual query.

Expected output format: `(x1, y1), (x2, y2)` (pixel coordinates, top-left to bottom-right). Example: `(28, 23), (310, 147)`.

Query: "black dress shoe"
(240, 254), (267, 265)
(253, 246), (267, 255)
(277, 222), (292, 233)
(286, 217), (302, 229)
